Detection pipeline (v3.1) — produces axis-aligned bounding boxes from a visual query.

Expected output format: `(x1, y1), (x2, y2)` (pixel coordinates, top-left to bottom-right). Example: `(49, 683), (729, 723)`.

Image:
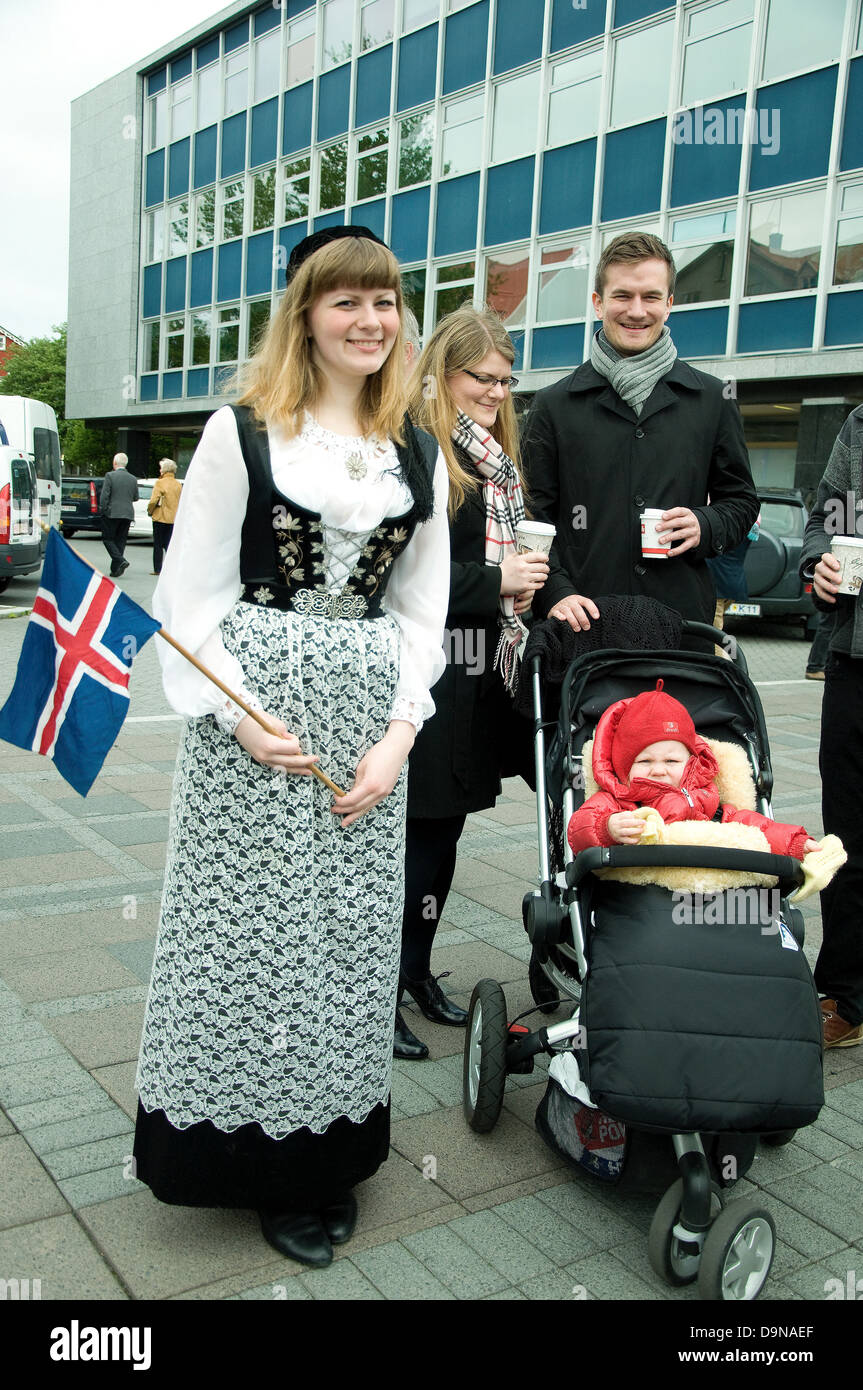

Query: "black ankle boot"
(400, 970), (468, 1026)
(321, 1192), (358, 1245)
(394, 1008), (429, 1059)
(259, 1210), (333, 1267)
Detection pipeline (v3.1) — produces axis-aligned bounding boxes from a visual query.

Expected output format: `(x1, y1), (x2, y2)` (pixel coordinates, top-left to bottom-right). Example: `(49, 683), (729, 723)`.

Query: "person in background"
(147, 458), (183, 576)
(100, 452), (138, 578)
(395, 304), (547, 1060)
(402, 305), (421, 378)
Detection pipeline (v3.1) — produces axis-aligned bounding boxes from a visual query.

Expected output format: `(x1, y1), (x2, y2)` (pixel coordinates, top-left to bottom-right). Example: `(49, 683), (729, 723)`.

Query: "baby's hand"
(803, 838), (820, 855)
(608, 812), (646, 845)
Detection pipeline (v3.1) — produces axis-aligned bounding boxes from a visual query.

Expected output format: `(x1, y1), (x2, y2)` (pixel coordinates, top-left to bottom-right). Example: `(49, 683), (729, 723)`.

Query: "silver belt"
(291, 588), (369, 619)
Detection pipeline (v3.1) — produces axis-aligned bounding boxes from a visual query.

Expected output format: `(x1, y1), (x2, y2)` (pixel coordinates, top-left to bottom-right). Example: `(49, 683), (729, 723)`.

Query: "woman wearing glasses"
(395, 305), (549, 1059)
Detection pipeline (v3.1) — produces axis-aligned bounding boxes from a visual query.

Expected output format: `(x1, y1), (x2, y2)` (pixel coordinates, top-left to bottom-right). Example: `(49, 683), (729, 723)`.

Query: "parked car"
(60, 475), (103, 539)
(725, 488), (817, 637)
(130, 479), (157, 540)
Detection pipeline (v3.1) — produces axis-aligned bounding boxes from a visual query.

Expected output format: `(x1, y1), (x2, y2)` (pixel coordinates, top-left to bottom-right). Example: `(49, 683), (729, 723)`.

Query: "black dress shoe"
(394, 1008), (429, 1059)
(400, 971), (468, 1026)
(321, 1192), (358, 1245)
(259, 1209), (333, 1267)
(118, 559), (130, 575)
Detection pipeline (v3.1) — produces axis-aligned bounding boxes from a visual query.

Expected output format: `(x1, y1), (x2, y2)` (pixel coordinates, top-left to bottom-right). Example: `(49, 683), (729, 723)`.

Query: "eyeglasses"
(461, 369), (519, 390)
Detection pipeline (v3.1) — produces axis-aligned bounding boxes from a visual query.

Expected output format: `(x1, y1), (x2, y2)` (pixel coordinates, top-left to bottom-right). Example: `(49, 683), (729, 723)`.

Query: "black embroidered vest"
(231, 405), (436, 620)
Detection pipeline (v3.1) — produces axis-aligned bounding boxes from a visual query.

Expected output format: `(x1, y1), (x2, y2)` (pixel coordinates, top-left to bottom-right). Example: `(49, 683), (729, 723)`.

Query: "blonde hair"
(235, 236), (406, 442)
(408, 305), (522, 517)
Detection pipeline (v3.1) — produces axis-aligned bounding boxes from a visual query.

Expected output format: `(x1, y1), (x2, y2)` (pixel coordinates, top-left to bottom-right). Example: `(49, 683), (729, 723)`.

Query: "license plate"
(61, 505), (76, 512)
(726, 602), (761, 616)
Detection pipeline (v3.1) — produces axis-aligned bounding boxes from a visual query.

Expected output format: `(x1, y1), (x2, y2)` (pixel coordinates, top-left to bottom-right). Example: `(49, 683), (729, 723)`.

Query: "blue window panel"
(162, 371), (183, 400)
(435, 172), (480, 256)
(356, 46), (392, 126)
(540, 140), (595, 235)
(670, 98), (744, 208)
(140, 374), (159, 402)
(145, 149), (165, 208)
(246, 231), (274, 296)
(221, 112), (247, 178)
(142, 265), (162, 319)
(531, 324), (583, 369)
(737, 297), (816, 353)
(283, 83), (313, 155)
(391, 186), (431, 262)
(196, 37), (219, 69)
(397, 26), (437, 111)
(314, 211), (346, 231)
(217, 241), (243, 302)
(615, 0), (672, 25)
(443, 1), (489, 95)
(194, 126), (217, 189)
(287, 0), (314, 12)
(750, 67), (837, 192)
(350, 199), (386, 241)
(841, 58), (863, 172)
(668, 307), (728, 359)
(825, 291), (863, 347)
(494, 0), (542, 75)
(318, 65), (351, 141)
(171, 53), (192, 83)
(277, 223), (309, 287)
(147, 68), (166, 96)
(168, 138), (190, 199)
(255, 6), (281, 36)
(485, 157), (534, 245)
(186, 367), (210, 397)
(189, 248), (214, 308)
(225, 19), (249, 53)
(165, 257), (187, 313)
(550, 0), (607, 50)
(509, 330), (524, 372)
(601, 119), (664, 221)
(251, 98), (278, 167)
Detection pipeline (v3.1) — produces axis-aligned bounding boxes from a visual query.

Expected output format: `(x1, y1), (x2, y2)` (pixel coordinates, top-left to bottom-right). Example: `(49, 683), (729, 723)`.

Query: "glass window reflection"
(323, 0), (353, 70)
(150, 91), (167, 149)
(252, 168), (276, 231)
(399, 112), (435, 187)
(254, 31), (280, 102)
(536, 244), (590, 322)
(225, 50), (248, 116)
(287, 13), (316, 88)
(166, 317), (185, 369)
(441, 94), (484, 177)
(144, 321), (160, 373)
(248, 300), (271, 355)
(401, 268), (426, 334)
(168, 200), (189, 256)
(611, 20), (673, 127)
(547, 52), (602, 146)
(171, 77), (192, 141)
(362, 0), (394, 51)
(403, 0), (438, 30)
(319, 141), (348, 210)
(195, 189), (215, 247)
(221, 180), (245, 240)
(762, 0), (845, 82)
(745, 192), (823, 296)
(485, 248), (529, 326)
(196, 64), (219, 128)
(356, 128), (389, 200)
(492, 72), (540, 163)
(218, 306), (240, 362)
(191, 312), (211, 366)
(283, 156), (311, 221)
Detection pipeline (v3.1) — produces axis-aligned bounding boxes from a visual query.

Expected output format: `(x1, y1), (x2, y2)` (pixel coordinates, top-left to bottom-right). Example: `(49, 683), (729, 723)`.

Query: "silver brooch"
(345, 451), (367, 481)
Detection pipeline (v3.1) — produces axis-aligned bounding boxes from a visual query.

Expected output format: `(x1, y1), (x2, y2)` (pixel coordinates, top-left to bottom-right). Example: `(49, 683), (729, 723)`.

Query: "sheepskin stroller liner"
(462, 605), (824, 1300)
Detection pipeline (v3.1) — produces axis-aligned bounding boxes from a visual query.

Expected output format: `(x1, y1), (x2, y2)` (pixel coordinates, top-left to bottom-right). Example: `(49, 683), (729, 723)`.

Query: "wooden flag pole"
(42, 523), (345, 796)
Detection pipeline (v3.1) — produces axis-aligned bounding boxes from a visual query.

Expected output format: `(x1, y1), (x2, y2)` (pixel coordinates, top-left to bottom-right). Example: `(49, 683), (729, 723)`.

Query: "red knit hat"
(611, 680), (698, 783)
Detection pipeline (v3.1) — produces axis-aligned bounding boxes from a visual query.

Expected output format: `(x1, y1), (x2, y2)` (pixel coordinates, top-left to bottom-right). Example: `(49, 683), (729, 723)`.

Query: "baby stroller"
(462, 598), (824, 1302)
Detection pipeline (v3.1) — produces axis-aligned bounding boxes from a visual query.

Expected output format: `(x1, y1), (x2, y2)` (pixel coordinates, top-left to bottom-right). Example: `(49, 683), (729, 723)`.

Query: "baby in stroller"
(567, 679), (842, 895)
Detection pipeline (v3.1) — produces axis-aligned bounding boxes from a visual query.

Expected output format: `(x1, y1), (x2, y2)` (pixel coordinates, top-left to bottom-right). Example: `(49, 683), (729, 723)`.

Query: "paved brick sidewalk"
(1, 597), (861, 1303)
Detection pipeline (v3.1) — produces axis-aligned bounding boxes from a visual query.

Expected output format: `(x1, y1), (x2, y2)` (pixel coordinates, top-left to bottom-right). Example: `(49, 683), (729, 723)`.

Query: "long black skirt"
(133, 1099), (390, 1211)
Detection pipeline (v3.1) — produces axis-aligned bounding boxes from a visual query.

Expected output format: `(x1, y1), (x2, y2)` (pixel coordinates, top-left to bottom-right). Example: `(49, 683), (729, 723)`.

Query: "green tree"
(0, 323), (67, 421)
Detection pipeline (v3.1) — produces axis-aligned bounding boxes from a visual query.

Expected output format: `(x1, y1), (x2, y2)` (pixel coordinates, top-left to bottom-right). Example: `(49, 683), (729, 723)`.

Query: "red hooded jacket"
(567, 696), (811, 859)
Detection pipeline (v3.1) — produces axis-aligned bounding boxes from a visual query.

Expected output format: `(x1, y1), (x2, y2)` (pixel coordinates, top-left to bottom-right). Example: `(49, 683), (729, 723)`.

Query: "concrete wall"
(66, 67), (141, 423)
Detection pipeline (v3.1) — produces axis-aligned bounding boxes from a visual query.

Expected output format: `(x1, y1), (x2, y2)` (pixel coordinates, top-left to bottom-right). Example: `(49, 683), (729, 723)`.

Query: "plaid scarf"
(452, 410), (528, 693)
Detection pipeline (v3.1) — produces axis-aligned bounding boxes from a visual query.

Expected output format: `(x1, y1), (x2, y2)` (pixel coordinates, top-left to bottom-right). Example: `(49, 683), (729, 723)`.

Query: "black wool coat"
(522, 359), (759, 624)
(407, 456), (522, 819)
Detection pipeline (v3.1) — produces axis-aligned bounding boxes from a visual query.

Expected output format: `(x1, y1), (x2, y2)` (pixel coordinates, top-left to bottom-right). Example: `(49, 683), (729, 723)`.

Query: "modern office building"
(67, 0), (863, 488)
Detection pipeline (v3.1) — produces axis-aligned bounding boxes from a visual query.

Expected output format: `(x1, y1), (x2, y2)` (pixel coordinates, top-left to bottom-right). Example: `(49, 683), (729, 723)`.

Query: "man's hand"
(548, 593), (600, 631)
(657, 507), (701, 557)
(813, 551), (841, 603)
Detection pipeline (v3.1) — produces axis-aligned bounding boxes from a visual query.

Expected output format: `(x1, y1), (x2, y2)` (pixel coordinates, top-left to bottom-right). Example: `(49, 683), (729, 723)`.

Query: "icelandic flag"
(0, 529), (161, 795)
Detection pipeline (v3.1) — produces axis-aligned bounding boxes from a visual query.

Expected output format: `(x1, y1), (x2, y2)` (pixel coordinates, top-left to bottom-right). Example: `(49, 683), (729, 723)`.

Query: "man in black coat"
(523, 232), (758, 629)
(100, 452), (139, 577)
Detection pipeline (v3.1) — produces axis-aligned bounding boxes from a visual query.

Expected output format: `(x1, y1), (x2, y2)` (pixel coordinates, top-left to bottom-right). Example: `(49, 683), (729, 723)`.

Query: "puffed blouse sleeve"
(383, 447), (450, 731)
(152, 405), (252, 717)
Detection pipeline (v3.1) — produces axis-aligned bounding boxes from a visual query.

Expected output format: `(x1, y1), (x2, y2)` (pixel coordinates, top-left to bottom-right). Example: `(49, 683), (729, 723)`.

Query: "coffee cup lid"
(831, 536), (863, 549)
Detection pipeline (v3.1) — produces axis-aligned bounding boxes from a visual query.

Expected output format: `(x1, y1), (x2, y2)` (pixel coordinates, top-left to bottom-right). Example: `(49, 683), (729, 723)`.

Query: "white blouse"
(153, 405), (450, 729)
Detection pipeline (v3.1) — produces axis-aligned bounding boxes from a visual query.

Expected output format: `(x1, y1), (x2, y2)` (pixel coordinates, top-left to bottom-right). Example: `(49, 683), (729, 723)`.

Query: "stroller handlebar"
(565, 845), (804, 896)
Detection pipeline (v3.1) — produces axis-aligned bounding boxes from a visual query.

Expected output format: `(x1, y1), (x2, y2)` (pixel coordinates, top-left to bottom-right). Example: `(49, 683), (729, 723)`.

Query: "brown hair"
(408, 305), (523, 518)
(234, 236), (406, 442)
(595, 233), (676, 298)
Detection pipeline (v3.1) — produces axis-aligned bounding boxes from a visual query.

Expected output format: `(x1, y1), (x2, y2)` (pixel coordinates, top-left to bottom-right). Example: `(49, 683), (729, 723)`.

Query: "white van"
(0, 396), (62, 543)
(0, 444), (41, 594)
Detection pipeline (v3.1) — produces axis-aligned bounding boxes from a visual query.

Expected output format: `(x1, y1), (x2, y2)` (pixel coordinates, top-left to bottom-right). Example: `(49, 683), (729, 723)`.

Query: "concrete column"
(115, 428), (151, 479)
(796, 399), (855, 503)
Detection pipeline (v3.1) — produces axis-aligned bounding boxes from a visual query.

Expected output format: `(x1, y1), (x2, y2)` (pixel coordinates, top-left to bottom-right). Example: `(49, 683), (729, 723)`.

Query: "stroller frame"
(462, 618), (807, 1302)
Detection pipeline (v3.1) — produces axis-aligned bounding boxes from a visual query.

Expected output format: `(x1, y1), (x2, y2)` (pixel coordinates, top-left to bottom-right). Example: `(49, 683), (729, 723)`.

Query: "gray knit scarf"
(590, 326), (677, 417)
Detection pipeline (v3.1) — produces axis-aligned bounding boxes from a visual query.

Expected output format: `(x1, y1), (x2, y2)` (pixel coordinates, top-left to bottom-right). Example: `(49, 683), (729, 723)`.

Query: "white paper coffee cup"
(831, 536), (863, 595)
(516, 520), (556, 556)
(640, 508), (670, 559)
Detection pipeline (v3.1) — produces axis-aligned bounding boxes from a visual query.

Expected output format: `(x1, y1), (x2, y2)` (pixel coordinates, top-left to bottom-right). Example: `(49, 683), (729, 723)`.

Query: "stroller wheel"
(648, 1179), (723, 1287)
(761, 1129), (797, 1147)
(697, 1201), (775, 1301)
(463, 979), (508, 1134)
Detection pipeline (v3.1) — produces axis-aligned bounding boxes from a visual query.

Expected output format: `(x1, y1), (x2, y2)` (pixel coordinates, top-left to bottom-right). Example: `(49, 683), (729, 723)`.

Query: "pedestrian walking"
(147, 458), (182, 575)
(100, 453), (138, 577)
